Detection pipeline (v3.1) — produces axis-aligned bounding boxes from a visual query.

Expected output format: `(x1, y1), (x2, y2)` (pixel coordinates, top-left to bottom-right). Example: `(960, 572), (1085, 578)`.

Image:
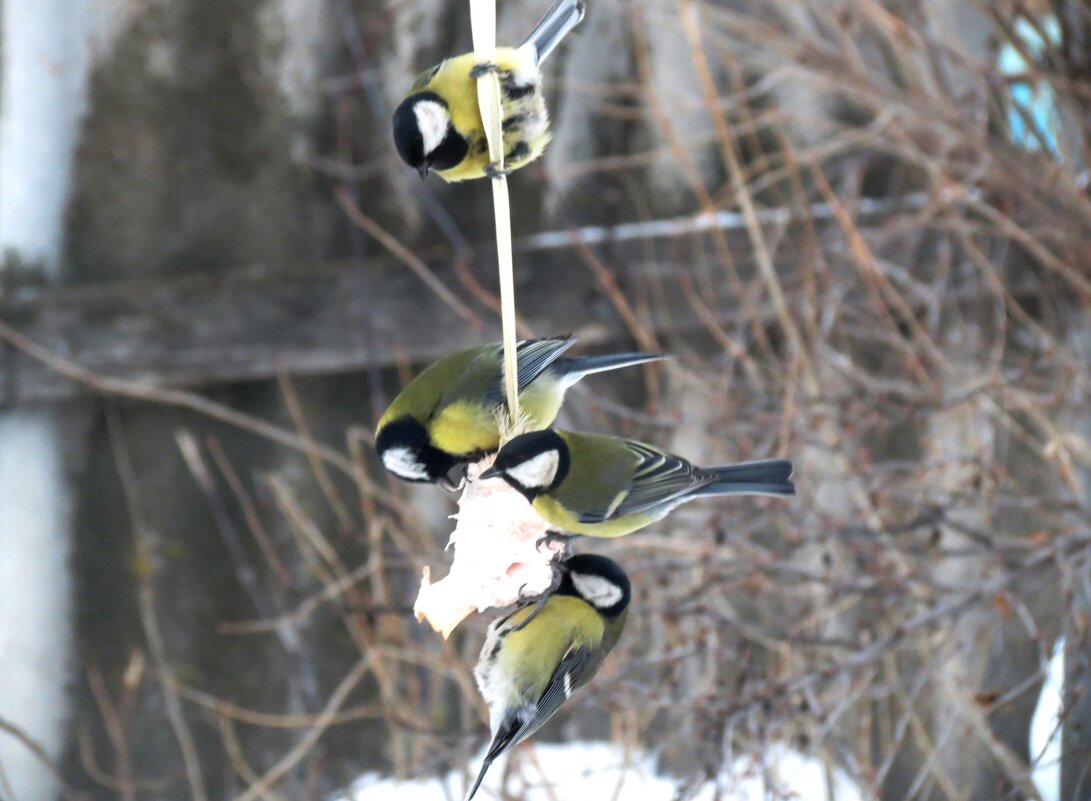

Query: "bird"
(391, 0), (586, 182)
(479, 428), (795, 537)
(468, 553), (631, 800)
(375, 338), (665, 489)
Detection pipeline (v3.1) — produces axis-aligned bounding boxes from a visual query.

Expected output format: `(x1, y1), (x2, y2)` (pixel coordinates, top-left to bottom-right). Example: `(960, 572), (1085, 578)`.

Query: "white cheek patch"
(414, 99), (450, 156)
(506, 450), (559, 489)
(570, 572), (623, 610)
(382, 447), (429, 481)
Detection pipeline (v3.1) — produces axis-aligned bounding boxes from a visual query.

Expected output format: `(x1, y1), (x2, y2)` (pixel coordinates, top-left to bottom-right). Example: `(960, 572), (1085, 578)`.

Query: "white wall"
(0, 0), (103, 797)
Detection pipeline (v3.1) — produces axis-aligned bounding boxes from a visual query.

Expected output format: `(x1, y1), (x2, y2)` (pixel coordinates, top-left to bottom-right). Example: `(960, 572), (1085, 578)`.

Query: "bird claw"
(536, 531), (576, 554)
(470, 62), (499, 79)
(484, 161), (511, 180)
(511, 589), (547, 632)
(509, 564), (564, 632)
(515, 583), (536, 606)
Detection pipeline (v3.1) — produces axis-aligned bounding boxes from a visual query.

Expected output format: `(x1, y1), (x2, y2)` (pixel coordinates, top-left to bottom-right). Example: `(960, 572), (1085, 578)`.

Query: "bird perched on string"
(392, 0), (585, 181)
(480, 428), (795, 537)
(467, 553), (630, 800)
(375, 337), (664, 489)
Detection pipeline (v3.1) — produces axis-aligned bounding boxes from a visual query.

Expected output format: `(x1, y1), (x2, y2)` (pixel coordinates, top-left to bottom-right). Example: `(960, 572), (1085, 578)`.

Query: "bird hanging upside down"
(392, 0), (586, 182)
(468, 553), (631, 800)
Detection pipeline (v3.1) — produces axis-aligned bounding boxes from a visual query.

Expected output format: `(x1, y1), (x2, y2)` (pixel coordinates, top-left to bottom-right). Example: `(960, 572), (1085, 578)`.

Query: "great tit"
(468, 553), (630, 800)
(375, 338), (664, 488)
(391, 0), (585, 182)
(480, 429), (795, 537)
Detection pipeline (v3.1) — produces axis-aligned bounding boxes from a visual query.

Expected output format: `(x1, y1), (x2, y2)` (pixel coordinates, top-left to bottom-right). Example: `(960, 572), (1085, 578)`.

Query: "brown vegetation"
(2, 0), (1088, 799)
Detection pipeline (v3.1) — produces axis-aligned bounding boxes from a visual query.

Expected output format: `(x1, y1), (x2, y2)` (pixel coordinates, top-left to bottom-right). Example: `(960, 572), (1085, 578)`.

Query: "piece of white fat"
(414, 456), (564, 639)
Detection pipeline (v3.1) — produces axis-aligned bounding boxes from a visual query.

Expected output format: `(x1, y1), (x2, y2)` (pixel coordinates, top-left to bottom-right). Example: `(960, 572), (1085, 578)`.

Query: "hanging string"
(469, 0), (521, 433)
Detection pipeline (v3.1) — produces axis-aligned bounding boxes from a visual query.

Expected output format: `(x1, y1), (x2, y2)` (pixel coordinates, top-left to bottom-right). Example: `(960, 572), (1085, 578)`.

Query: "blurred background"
(1, 0), (1089, 799)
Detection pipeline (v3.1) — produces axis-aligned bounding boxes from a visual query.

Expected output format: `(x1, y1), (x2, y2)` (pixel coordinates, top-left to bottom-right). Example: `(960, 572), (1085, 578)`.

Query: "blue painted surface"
(998, 17), (1062, 158)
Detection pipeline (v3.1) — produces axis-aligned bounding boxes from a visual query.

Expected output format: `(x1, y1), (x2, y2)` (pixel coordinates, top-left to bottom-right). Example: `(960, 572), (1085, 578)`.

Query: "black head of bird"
(392, 92), (471, 180)
(480, 428), (570, 500)
(375, 416), (464, 488)
(557, 552), (631, 618)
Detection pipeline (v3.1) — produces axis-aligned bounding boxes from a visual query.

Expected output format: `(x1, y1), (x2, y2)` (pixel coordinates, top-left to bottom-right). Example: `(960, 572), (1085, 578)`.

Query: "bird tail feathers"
(521, 0), (586, 65)
(465, 756), (494, 801)
(556, 351), (665, 387)
(696, 459), (795, 498)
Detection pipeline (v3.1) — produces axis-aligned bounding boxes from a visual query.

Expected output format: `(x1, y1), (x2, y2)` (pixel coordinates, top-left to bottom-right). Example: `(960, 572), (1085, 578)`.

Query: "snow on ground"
(344, 642), (1069, 801)
(339, 741), (865, 801)
(1030, 638), (1064, 801)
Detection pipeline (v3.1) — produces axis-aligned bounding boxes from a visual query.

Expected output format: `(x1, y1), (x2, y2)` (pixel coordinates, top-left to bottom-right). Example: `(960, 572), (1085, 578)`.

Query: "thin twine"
(469, 0), (521, 436)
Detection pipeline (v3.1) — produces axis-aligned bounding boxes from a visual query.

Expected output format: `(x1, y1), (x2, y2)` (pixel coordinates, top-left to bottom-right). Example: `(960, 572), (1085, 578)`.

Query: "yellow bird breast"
(428, 400), (502, 456)
(531, 495), (657, 538)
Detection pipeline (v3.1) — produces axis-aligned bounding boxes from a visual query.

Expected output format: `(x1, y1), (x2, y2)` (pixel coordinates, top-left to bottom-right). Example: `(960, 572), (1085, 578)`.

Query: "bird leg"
(484, 161), (512, 180)
(509, 564), (564, 632)
(536, 530), (577, 556)
(470, 62), (499, 79)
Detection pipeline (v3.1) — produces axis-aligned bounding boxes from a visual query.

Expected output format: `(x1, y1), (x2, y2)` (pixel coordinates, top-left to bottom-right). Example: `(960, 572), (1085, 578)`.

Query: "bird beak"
(417, 164), (430, 180)
(439, 464), (467, 492)
(479, 466), (501, 481)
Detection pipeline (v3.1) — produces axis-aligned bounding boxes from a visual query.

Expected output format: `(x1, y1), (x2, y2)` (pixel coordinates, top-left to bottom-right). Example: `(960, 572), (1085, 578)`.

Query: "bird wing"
(409, 63), (442, 92)
(513, 645), (602, 748)
(467, 596), (604, 801)
(482, 337), (577, 407)
(471, 643), (598, 801)
(578, 440), (712, 523)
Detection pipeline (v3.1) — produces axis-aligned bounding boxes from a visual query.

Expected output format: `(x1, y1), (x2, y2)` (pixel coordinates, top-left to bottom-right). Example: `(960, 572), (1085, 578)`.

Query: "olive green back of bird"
(532, 431), (661, 536)
(524, 431), (795, 537)
(377, 346), (479, 427)
(376, 340), (578, 459)
(497, 595), (607, 705)
(475, 593), (628, 762)
(467, 549), (629, 801)
(426, 341), (577, 454)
